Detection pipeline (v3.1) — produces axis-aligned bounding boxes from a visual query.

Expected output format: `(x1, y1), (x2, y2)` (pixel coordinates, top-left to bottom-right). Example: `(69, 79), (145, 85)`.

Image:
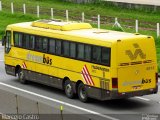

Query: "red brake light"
(112, 78), (118, 88)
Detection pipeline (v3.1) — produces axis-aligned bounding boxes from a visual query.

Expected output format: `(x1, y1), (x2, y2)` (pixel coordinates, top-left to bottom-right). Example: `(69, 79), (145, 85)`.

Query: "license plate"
(132, 86), (141, 90)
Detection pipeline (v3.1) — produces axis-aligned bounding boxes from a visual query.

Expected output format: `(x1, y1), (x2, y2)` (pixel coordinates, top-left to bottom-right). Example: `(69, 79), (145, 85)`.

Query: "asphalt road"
(0, 44), (160, 120)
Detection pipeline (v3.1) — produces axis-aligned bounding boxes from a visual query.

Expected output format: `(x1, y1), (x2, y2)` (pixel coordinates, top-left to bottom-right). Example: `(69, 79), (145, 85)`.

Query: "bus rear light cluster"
(112, 78), (118, 89)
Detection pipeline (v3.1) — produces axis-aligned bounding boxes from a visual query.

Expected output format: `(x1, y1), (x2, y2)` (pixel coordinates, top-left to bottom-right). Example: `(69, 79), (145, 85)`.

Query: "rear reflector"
(112, 78), (118, 88)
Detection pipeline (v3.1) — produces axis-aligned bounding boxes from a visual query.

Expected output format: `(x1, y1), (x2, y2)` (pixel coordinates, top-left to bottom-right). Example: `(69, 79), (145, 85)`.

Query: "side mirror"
(2, 36), (6, 46)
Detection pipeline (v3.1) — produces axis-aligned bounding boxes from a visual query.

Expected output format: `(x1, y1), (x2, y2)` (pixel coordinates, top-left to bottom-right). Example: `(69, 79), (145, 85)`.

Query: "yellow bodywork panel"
(117, 36), (157, 92)
(118, 64), (157, 93)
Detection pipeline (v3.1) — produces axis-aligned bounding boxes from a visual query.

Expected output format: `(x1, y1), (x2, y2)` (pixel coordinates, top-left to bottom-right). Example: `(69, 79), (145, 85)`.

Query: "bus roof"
(7, 20), (149, 44)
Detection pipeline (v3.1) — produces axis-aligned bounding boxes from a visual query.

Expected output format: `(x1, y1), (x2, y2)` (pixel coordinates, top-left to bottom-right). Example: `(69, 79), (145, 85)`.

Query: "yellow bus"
(2, 19), (158, 102)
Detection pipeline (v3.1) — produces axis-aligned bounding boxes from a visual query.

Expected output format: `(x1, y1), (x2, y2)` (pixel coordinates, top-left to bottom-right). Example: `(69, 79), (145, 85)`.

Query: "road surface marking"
(135, 97), (150, 101)
(0, 82), (119, 120)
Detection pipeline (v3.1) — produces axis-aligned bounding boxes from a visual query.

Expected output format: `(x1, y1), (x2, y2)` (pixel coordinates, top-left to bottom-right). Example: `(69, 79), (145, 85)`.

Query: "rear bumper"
(86, 85), (158, 101)
(110, 86), (158, 100)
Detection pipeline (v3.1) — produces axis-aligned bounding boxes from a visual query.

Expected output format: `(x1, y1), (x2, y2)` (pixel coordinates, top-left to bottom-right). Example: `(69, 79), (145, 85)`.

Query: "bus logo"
(81, 65), (94, 86)
(125, 43), (146, 60)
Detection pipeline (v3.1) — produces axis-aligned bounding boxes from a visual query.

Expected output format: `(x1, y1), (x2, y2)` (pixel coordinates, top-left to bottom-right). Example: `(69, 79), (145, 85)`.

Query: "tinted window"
(77, 44), (84, 59)
(70, 42), (76, 58)
(101, 47), (110, 65)
(62, 41), (69, 56)
(18, 34), (23, 47)
(14, 33), (22, 47)
(92, 46), (101, 63)
(29, 35), (35, 50)
(5, 31), (11, 53)
(42, 38), (48, 52)
(25, 34), (30, 48)
(14, 33), (19, 46)
(35, 36), (43, 51)
(56, 40), (61, 55)
(84, 45), (91, 61)
(22, 35), (26, 48)
(49, 39), (56, 54)
(23, 34), (30, 48)
(12, 32), (110, 66)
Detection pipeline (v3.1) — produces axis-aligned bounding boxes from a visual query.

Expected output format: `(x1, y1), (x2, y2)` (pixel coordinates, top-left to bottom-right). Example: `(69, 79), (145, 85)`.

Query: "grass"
(2, 0), (160, 22)
(1, 0), (160, 71)
(0, 11), (37, 36)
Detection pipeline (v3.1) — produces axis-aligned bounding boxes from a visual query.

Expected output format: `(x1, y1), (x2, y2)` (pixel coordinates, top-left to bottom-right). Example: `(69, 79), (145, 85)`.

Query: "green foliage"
(0, 11), (37, 38)
(2, 0), (160, 22)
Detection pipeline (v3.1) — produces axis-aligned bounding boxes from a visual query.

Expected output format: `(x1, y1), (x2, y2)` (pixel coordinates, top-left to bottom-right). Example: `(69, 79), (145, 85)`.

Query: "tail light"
(112, 78), (118, 88)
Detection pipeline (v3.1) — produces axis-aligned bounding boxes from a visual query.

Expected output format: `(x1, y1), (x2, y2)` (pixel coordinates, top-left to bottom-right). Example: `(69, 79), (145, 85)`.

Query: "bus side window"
(42, 37), (48, 52)
(101, 47), (110, 66)
(14, 33), (22, 47)
(77, 44), (84, 59)
(14, 33), (19, 46)
(62, 41), (69, 56)
(5, 31), (11, 53)
(49, 39), (56, 54)
(29, 35), (35, 50)
(35, 36), (43, 51)
(18, 34), (23, 47)
(84, 45), (91, 61)
(56, 40), (61, 55)
(92, 46), (101, 63)
(25, 34), (30, 49)
(70, 42), (76, 58)
(22, 34), (29, 48)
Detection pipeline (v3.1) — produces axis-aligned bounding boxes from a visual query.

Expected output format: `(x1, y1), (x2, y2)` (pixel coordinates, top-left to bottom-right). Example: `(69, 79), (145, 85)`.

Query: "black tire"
(18, 68), (27, 84)
(78, 83), (88, 102)
(64, 80), (75, 99)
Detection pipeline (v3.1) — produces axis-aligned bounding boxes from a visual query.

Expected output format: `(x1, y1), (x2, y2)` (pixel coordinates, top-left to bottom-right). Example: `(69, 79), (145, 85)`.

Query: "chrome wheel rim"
(80, 87), (86, 99)
(19, 71), (24, 80)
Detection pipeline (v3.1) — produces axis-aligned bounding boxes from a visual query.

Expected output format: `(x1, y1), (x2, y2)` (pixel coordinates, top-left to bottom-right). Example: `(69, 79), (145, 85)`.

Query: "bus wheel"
(78, 83), (88, 102)
(18, 68), (27, 84)
(64, 80), (75, 99)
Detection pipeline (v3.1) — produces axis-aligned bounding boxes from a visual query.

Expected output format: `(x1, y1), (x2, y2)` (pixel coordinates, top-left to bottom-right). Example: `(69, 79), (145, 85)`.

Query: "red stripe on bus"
(82, 71), (89, 85)
(84, 65), (94, 85)
(83, 66), (92, 85)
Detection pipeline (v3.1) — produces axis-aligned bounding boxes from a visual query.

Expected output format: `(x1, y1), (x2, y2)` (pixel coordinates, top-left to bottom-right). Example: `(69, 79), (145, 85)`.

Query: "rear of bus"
(111, 36), (158, 99)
